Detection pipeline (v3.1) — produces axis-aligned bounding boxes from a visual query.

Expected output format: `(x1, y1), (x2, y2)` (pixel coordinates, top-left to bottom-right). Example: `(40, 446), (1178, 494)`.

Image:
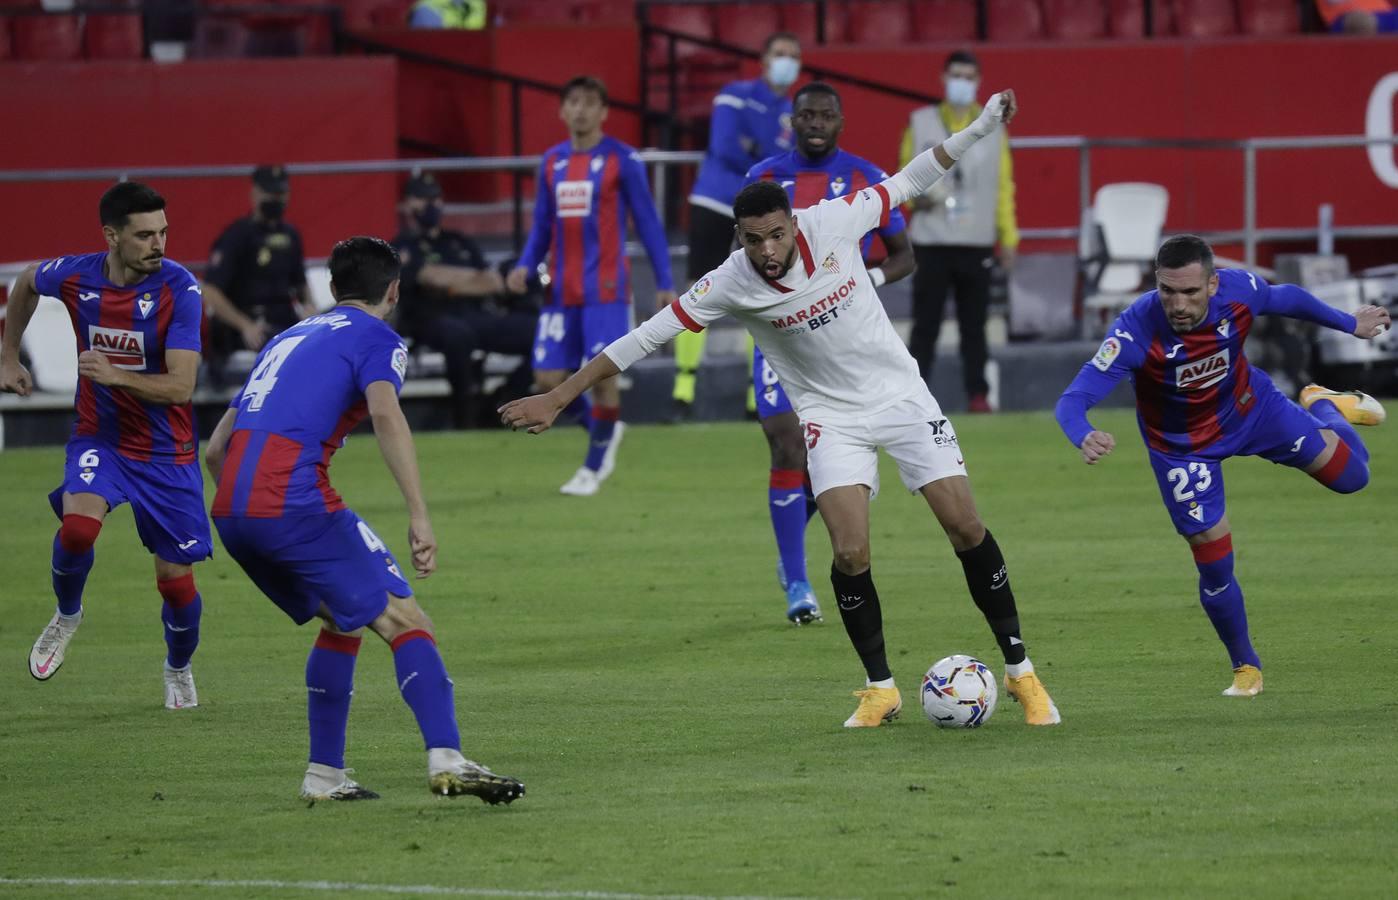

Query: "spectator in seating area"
(202, 165), (310, 377)
(901, 50), (1019, 414)
(392, 173), (537, 429)
(410, 0), (489, 28)
(1316, 0), (1398, 32)
(672, 31), (801, 421)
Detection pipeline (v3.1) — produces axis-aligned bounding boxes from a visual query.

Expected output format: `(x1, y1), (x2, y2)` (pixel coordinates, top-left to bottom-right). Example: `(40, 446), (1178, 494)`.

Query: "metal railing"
(5, 135), (1394, 266)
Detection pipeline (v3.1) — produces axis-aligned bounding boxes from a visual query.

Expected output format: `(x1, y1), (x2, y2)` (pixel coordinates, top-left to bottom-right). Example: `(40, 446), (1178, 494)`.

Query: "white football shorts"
(802, 397), (967, 498)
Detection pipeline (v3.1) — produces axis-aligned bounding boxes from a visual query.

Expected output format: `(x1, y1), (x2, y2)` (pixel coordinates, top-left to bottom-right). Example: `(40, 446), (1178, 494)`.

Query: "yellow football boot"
(1223, 664), (1263, 698)
(1300, 384), (1386, 426)
(1004, 671), (1062, 726)
(843, 686), (902, 728)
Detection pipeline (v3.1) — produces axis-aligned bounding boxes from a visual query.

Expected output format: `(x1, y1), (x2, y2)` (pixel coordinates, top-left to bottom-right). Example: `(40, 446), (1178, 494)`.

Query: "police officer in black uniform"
(203, 165), (309, 366)
(392, 173), (537, 428)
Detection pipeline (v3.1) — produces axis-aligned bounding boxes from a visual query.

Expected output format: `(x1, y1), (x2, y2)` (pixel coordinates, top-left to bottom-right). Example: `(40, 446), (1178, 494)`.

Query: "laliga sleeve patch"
(1091, 336), (1121, 372)
(689, 276), (713, 300)
(391, 345), (409, 381)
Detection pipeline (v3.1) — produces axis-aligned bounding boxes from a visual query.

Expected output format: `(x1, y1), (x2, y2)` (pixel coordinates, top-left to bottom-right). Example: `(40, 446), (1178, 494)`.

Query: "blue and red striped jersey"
(34, 252), (202, 464)
(1057, 269), (1357, 456)
(518, 135), (674, 307)
(744, 148), (907, 256)
(211, 307), (407, 518)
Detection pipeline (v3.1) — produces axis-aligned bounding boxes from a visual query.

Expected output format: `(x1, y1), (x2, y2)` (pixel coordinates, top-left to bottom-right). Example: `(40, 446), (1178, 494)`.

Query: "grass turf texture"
(1, 411), (1395, 899)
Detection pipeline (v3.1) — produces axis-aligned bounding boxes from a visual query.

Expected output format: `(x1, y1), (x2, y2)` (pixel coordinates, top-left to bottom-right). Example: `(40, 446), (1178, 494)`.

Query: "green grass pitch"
(1, 410), (1395, 899)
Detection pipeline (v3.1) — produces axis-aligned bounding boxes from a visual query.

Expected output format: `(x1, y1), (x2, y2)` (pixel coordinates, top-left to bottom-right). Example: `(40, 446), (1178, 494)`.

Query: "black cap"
(252, 164), (289, 193)
(403, 172), (443, 200)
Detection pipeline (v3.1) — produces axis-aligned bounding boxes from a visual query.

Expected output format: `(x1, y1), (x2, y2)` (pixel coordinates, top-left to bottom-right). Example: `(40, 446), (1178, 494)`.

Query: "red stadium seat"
(495, 0), (573, 25)
(1174, 0), (1237, 37)
(986, 0), (1044, 40)
(715, 1), (783, 50)
(0, 21), (10, 61)
(83, 14), (145, 59)
(1045, 0), (1107, 39)
(574, 0), (635, 25)
(12, 14), (81, 60)
(1107, 0), (1143, 36)
(779, 1), (848, 44)
(909, 0), (978, 42)
(845, 1), (914, 44)
(1238, 0), (1298, 34)
(370, 0), (417, 26)
(333, 0), (383, 29)
(647, 3), (715, 60)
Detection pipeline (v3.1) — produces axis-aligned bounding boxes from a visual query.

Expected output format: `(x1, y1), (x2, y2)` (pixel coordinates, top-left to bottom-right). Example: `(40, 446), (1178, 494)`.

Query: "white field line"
(0, 877), (830, 900)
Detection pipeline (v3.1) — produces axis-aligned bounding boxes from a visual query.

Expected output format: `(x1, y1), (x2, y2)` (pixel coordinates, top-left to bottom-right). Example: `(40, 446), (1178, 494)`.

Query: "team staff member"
(393, 173), (536, 429)
(202, 165), (310, 364)
(672, 31), (801, 420)
(901, 51), (1019, 414)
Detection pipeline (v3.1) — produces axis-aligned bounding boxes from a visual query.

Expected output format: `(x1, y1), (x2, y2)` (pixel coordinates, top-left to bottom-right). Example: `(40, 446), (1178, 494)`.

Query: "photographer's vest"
(907, 103), (1001, 248)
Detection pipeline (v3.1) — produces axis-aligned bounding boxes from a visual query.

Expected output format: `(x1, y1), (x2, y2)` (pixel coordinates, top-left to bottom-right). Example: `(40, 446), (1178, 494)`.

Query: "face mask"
(944, 76), (977, 107)
(766, 56), (800, 89)
(259, 199), (286, 220)
(415, 205), (442, 230)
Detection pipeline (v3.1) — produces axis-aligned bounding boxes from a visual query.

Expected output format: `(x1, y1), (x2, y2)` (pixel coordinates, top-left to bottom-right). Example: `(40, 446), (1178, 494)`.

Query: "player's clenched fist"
(409, 516), (437, 579)
(499, 393), (562, 434)
(77, 350), (119, 385)
(973, 90), (1017, 135)
(1080, 430), (1115, 465)
(1353, 304), (1391, 339)
(0, 357), (33, 396)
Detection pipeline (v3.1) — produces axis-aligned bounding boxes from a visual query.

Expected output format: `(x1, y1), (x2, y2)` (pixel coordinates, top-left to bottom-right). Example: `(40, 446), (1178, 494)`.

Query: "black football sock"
(955, 530), (1027, 666)
(830, 563), (891, 682)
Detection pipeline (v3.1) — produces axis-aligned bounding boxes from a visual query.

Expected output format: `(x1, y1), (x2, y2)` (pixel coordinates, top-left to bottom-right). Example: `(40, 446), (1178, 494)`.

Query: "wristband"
(868, 267), (887, 288)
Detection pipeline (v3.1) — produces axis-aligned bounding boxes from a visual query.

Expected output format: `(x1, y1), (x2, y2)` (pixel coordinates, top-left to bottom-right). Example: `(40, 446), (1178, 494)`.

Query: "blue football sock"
(1192, 535), (1260, 669)
(51, 530), (94, 617)
(306, 630), (360, 769)
(392, 631), (460, 751)
(562, 394), (592, 430)
(1309, 398), (1369, 463)
(157, 574), (202, 670)
(770, 468), (809, 586)
(584, 406), (619, 472)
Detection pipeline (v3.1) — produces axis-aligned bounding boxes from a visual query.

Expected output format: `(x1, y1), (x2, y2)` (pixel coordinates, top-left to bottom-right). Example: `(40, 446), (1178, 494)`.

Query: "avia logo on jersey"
(1176, 348), (1230, 390)
(768, 276), (858, 332)
(88, 326), (146, 369)
(555, 180), (594, 218)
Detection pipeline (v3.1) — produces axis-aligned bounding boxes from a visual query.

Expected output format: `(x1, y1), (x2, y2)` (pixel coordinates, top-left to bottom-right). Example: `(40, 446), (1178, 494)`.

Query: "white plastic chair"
(1081, 182), (1169, 328)
(21, 296), (79, 395)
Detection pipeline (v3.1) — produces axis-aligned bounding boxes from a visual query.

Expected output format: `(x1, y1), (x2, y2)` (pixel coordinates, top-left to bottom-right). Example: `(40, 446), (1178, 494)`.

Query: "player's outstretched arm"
(500, 300), (692, 433)
(880, 90), (1017, 208)
(204, 408), (237, 482)
(0, 264), (41, 396)
(78, 347), (199, 406)
(367, 380), (436, 578)
(500, 351), (622, 434)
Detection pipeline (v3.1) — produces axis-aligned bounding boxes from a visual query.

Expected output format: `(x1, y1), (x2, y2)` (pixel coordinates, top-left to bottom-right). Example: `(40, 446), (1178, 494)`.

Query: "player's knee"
(1310, 442), (1369, 494)
(375, 595), (435, 642)
(157, 572), (200, 608)
(766, 431), (806, 469)
(831, 542), (870, 575)
(58, 514), (102, 555)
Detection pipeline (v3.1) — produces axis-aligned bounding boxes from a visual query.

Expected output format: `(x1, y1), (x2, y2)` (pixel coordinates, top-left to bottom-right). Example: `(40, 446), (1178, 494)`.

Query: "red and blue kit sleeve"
(518, 154), (557, 273)
(620, 150), (674, 291)
(1227, 269), (1358, 334)
(165, 271), (204, 353)
(354, 330), (409, 396)
(33, 255), (84, 297)
(1055, 314), (1147, 448)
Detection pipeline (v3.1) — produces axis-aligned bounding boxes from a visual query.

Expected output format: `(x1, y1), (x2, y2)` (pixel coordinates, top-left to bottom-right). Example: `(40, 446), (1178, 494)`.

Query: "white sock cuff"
(1005, 659), (1034, 678)
(867, 677), (896, 689)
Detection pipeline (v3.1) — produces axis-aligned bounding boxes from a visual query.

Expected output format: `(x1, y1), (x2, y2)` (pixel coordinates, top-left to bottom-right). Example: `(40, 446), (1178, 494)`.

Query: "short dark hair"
(1155, 235), (1215, 274)
(329, 236), (402, 304)
(762, 31), (800, 54)
(793, 81), (841, 112)
(733, 181), (792, 221)
(944, 49), (980, 71)
(561, 75), (607, 105)
(99, 182), (166, 228)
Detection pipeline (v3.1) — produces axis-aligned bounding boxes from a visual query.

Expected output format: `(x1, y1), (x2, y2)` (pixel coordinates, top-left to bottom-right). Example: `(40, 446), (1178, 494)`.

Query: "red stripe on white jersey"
(670, 299), (704, 333)
(794, 229), (816, 277)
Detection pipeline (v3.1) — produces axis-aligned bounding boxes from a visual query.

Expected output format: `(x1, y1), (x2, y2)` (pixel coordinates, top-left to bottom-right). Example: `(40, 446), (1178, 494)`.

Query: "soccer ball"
(920, 655), (998, 728)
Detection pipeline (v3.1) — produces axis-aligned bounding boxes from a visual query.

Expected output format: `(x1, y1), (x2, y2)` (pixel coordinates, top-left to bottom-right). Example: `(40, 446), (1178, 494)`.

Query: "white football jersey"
(671, 185), (937, 426)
